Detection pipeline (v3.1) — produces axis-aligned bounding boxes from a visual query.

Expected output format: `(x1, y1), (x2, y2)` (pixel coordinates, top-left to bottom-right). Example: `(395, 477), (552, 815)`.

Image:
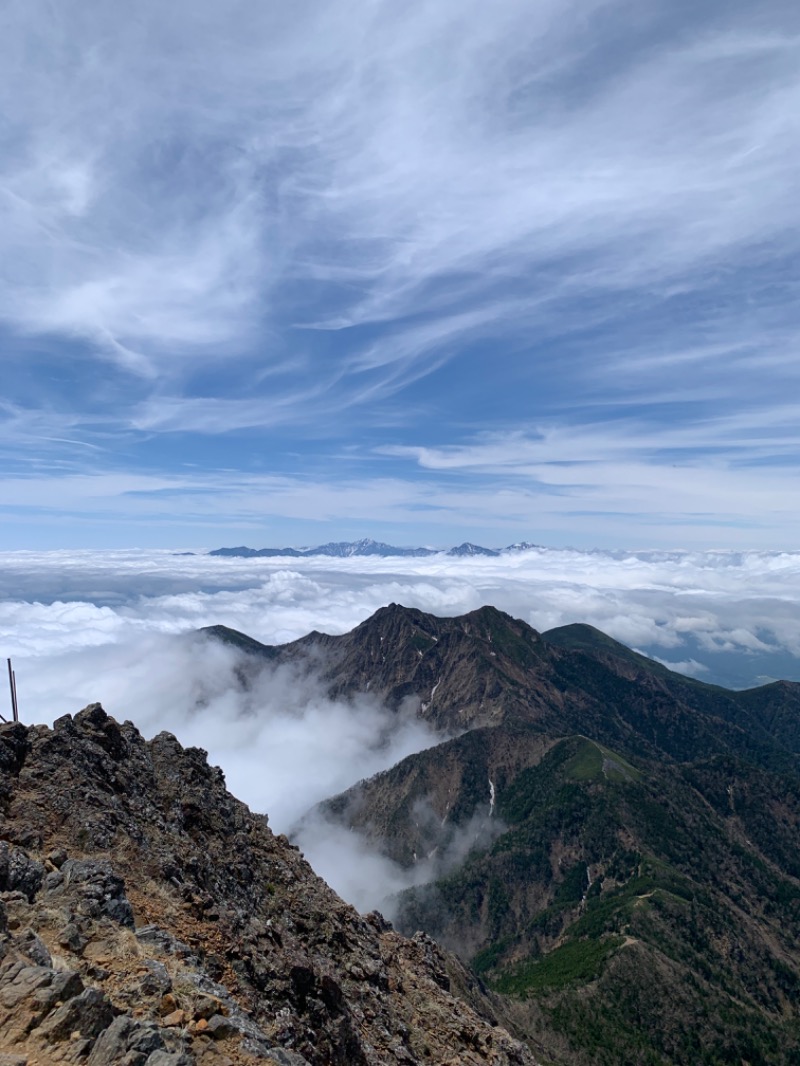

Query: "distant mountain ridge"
(209, 537), (539, 558)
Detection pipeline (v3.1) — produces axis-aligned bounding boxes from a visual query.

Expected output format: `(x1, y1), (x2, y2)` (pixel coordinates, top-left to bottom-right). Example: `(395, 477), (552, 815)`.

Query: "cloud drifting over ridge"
(4, 545), (800, 910)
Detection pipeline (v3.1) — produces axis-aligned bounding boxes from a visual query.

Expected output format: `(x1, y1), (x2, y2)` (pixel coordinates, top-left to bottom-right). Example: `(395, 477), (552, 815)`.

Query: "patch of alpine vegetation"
(390, 737), (800, 1065)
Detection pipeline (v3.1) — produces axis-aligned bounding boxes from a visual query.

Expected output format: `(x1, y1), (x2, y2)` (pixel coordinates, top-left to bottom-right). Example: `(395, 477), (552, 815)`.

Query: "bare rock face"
(0, 706), (539, 1066)
(277, 604), (560, 731)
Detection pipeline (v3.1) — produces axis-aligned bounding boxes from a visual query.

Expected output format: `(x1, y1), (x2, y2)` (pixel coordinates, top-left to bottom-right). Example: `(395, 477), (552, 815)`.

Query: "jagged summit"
(0, 705), (537, 1066)
(354, 602), (436, 627)
(311, 539), (437, 558)
(195, 603), (800, 1064)
(6, 604), (800, 1066)
(446, 543), (500, 557)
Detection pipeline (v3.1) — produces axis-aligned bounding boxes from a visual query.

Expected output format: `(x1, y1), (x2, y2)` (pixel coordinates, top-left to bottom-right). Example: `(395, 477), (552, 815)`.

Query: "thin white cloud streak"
(3, 426), (800, 547)
(387, 412), (800, 470)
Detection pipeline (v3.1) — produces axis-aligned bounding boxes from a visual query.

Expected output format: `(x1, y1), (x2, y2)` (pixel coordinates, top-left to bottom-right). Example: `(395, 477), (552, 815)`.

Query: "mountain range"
(208, 539), (539, 558)
(3, 604), (799, 1064)
(203, 605), (800, 1065)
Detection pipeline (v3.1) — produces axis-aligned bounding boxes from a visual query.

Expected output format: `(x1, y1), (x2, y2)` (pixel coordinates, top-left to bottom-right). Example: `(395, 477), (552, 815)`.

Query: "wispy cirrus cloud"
(3, 3), (798, 376)
(2, 1), (800, 546)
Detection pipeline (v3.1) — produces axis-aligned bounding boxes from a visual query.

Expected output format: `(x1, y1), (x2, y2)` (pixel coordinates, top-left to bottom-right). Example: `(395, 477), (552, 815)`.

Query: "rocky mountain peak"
(0, 706), (538, 1066)
(354, 602), (436, 631)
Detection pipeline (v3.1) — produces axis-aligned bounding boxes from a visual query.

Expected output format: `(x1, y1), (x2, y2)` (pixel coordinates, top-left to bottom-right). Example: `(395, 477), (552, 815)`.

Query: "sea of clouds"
(2, 545), (800, 912)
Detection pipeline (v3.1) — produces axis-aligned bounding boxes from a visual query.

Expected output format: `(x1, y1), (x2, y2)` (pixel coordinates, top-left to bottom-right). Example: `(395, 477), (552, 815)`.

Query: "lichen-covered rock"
(0, 844), (43, 901)
(60, 858), (135, 927)
(0, 1052), (28, 1066)
(15, 929), (51, 968)
(35, 986), (117, 1042)
(88, 1015), (167, 1065)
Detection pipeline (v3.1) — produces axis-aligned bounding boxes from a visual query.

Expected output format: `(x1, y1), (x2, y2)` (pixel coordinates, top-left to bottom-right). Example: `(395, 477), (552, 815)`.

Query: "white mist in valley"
(8, 625), (451, 913)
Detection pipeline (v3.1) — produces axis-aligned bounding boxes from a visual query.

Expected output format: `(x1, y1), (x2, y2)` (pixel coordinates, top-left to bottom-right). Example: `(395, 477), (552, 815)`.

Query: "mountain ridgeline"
(208, 539), (536, 558)
(204, 605), (800, 1066)
(203, 604), (800, 768)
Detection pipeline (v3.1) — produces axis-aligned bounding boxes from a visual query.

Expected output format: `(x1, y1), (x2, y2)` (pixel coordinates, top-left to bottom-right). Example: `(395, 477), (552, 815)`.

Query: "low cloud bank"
(12, 623), (482, 914)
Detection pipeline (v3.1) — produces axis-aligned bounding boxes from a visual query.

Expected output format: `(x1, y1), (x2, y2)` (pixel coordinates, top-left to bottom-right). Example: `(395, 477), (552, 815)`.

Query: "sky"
(2, 0), (800, 549)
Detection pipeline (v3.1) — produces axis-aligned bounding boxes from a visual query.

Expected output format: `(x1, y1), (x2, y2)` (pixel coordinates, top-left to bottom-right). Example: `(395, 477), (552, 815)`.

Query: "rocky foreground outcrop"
(0, 705), (538, 1066)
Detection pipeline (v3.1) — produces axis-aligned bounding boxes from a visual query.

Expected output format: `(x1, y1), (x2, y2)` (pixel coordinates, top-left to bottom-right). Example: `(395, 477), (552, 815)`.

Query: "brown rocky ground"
(0, 705), (540, 1066)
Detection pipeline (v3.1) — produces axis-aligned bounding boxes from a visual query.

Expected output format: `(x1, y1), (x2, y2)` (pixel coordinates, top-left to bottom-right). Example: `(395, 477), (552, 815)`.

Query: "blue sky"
(2, 0), (800, 549)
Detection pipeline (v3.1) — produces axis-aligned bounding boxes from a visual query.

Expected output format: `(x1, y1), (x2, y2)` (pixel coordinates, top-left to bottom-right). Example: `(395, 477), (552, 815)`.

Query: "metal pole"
(6, 658), (18, 724)
(11, 663), (18, 723)
(5, 658), (11, 722)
